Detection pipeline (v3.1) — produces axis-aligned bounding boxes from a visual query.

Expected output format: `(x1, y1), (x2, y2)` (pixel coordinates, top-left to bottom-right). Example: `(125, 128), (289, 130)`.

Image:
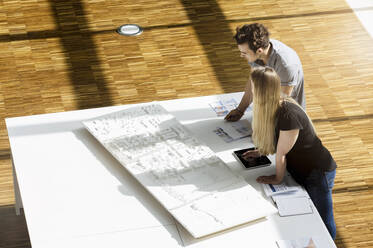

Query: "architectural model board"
(83, 104), (277, 238)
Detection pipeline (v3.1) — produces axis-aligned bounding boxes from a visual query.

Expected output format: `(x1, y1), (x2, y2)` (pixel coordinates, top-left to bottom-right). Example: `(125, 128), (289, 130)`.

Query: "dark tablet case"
(233, 148), (271, 169)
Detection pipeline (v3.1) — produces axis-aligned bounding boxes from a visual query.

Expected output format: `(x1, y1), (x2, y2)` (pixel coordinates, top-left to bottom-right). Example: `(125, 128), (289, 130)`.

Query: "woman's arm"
(256, 129), (299, 184)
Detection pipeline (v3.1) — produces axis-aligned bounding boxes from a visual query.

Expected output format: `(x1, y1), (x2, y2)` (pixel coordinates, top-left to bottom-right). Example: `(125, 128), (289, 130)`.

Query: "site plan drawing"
(83, 104), (277, 238)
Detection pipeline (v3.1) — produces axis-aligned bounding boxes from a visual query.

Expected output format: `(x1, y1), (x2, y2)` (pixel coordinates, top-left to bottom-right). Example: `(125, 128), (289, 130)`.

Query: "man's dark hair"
(234, 23), (270, 52)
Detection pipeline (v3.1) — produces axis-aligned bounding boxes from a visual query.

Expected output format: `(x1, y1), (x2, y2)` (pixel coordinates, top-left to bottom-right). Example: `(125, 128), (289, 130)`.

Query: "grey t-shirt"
(250, 39), (305, 109)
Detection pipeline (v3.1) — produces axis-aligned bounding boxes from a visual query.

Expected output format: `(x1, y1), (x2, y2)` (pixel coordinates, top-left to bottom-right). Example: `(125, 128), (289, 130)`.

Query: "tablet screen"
(233, 148), (271, 169)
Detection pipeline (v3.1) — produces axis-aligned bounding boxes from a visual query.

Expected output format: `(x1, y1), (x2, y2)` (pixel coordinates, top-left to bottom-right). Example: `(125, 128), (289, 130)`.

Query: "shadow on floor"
(48, 0), (115, 109)
(0, 205), (31, 248)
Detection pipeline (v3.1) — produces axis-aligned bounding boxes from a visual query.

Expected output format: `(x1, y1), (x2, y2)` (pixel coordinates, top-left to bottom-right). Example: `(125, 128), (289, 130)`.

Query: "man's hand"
(224, 108), (244, 122)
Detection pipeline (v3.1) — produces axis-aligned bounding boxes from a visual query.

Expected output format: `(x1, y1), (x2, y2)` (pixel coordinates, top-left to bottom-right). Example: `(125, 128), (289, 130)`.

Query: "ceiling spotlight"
(116, 24), (143, 36)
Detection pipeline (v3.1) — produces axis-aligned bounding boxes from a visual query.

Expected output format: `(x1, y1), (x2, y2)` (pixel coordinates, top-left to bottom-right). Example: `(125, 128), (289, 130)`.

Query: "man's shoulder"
(270, 39), (293, 52)
(269, 39), (301, 68)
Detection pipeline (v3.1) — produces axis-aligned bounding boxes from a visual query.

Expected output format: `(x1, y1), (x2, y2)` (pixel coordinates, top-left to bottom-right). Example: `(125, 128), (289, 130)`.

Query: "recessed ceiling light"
(116, 24), (143, 36)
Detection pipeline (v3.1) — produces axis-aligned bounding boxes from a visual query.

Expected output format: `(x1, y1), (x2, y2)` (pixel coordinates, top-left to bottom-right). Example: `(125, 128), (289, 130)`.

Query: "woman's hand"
(256, 175), (282, 184)
(242, 149), (260, 160)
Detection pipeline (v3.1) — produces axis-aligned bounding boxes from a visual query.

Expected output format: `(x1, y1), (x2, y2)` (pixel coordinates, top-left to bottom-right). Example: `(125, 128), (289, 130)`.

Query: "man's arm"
(277, 63), (298, 97)
(224, 79), (253, 121)
(238, 80), (254, 111)
(281, 85), (294, 97)
(256, 129), (299, 184)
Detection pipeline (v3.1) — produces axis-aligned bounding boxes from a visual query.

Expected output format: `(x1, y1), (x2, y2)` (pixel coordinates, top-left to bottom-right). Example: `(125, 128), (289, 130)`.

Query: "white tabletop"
(6, 92), (336, 247)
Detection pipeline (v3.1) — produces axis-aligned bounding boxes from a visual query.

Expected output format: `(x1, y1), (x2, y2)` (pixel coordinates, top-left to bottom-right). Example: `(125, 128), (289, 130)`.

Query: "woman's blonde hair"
(251, 67), (315, 155)
(251, 66), (281, 155)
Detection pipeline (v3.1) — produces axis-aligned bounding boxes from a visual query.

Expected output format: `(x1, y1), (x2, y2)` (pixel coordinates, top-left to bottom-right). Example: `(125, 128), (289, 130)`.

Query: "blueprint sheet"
(83, 104), (277, 238)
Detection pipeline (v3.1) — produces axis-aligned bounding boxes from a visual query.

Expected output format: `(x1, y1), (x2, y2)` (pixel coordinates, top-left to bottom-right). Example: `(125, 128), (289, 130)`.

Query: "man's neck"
(260, 43), (272, 65)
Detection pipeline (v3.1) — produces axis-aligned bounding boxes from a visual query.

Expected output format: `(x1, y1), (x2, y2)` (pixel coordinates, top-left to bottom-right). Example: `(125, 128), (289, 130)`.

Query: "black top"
(275, 101), (336, 183)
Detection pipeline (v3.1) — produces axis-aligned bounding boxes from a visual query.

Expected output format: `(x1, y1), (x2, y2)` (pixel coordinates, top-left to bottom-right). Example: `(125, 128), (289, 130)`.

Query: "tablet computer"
(233, 147), (271, 169)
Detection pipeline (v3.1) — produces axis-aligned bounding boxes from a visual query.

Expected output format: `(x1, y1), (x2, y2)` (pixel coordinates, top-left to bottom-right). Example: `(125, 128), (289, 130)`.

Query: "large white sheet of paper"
(83, 104), (277, 238)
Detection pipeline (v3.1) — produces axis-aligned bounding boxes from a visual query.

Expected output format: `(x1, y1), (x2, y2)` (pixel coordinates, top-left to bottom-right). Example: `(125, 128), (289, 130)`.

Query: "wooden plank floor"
(1, 0), (373, 247)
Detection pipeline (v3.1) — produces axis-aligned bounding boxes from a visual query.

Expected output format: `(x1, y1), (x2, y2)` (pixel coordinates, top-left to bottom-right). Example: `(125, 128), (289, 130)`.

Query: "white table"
(6, 92), (336, 247)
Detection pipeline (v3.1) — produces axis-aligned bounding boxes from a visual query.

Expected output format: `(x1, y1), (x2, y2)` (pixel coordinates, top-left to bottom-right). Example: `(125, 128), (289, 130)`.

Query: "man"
(225, 23), (305, 122)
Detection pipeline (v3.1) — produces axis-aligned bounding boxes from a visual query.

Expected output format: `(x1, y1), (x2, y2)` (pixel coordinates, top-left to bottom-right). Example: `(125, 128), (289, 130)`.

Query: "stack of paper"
(262, 177), (312, 217)
(262, 182), (301, 196)
(276, 236), (320, 248)
(275, 197), (313, 217)
(213, 119), (252, 143)
(209, 98), (240, 116)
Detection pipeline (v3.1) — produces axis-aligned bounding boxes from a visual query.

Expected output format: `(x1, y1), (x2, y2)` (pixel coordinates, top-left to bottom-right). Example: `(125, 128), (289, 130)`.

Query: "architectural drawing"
(83, 104), (277, 238)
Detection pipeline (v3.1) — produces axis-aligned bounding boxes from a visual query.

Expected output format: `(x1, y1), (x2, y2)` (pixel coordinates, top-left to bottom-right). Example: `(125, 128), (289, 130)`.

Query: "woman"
(244, 66), (337, 239)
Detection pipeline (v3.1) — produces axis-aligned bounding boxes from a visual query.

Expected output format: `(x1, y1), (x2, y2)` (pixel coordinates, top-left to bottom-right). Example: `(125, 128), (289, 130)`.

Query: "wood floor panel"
(0, 0), (373, 247)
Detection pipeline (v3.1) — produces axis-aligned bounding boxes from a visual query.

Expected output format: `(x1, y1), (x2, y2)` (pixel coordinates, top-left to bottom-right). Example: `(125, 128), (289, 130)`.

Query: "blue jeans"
(304, 169), (337, 240)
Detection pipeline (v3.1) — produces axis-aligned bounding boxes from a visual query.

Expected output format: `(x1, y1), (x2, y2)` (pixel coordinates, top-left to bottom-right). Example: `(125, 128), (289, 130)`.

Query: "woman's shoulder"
(279, 100), (303, 115)
(278, 100), (296, 116)
(277, 100), (306, 128)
